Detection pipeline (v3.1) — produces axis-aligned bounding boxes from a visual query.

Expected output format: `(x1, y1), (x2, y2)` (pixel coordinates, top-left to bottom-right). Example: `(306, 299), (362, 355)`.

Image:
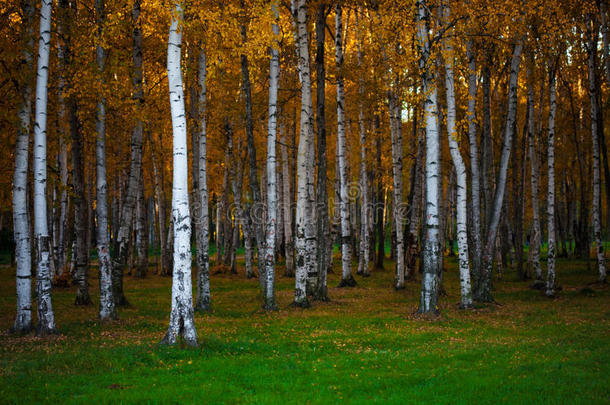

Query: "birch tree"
(335, 4), (356, 288)
(356, 8), (370, 278)
(161, 2), (197, 347)
(546, 59), (558, 297)
(11, 0), (35, 334)
(476, 37), (524, 302)
(587, 15), (607, 283)
(442, 1), (473, 308)
(526, 57), (543, 284)
(417, 0), (441, 314)
(194, 48), (211, 312)
(33, 0), (57, 335)
(314, 1), (330, 301)
(466, 39), (482, 282)
(262, 0), (280, 310)
(95, 0), (116, 320)
(292, 0), (316, 307)
(112, 0), (145, 306)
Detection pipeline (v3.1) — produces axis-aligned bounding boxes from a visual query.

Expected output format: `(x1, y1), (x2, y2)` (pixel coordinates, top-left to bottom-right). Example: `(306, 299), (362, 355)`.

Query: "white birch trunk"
(264, 0), (280, 310)
(161, 3), (197, 347)
(526, 59), (542, 283)
(477, 38), (524, 302)
(263, 2), (280, 310)
(95, 0), (116, 320)
(335, 5), (355, 288)
(588, 22), (607, 282)
(442, 2), (473, 308)
(417, 0), (441, 314)
(292, 0), (315, 307)
(466, 39), (482, 284)
(112, 0), (145, 306)
(281, 130), (295, 276)
(546, 62), (557, 296)
(389, 93), (405, 290)
(195, 48), (211, 312)
(12, 0), (35, 334)
(33, 0), (57, 335)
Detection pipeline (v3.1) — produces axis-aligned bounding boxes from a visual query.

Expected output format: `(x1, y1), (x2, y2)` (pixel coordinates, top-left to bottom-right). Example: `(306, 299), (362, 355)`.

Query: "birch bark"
(95, 0), (117, 320)
(161, 3), (197, 346)
(12, 0), (35, 333)
(33, 0), (57, 335)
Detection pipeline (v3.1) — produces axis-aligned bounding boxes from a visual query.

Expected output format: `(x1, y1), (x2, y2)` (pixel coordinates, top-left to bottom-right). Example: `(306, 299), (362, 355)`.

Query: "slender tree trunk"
(588, 17), (607, 282)
(95, 0), (116, 320)
(12, 0), (35, 334)
(161, 3), (197, 347)
(526, 59), (543, 283)
(281, 129), (295, 277)
(112, 0), (145, 306)
(263, 1), (280, 310)
(466, 39), (482, 287)
(442, 2), (473, 308)
(33, 0), (57, 336)
(313, 1), (329, 300)
(417, 0), (441, 314)
(546, 61), (558, 296)
(240, 0), (265, 283)
(195, 48), (211, 312)
(150, 133), (169, 275)
(375, 117), (385, 269)
(135, 165), (148, 278)
(477, 38), (524, 302)
(335, 5), (355, 288)
(356, 8), (370, 278)
(292, 0), (315, 307)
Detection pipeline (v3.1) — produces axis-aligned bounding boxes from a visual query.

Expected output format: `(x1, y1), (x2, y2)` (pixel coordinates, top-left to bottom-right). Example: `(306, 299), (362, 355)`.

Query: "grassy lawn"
(0, 254), (608, 404)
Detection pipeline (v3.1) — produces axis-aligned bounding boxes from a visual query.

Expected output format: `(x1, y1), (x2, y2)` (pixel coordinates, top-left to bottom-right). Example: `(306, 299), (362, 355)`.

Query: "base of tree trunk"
(530, 280), (545, 290)
(35, 324), (59, 337)
(263, 302), (278, 311)
(458, 302), (474, 310)
(74, 293), (92, 306)
(159, 332), (198, 348)
(337, 275), (357, 288)
(394, 283), (405, 290)
(114, 294), (130, 307)
(194, 302), (211, 313)
(290, 299), (310, 308)
(246, 272), (257, 279)
(9, 324), (33, 335)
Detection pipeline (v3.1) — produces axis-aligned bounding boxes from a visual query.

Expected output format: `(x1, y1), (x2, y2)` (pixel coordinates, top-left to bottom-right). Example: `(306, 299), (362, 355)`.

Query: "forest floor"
(0, 253), (609, 404)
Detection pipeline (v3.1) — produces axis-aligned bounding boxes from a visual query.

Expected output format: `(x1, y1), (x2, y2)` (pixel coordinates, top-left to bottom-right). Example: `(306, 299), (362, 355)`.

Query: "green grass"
(0, 254), (608, 404)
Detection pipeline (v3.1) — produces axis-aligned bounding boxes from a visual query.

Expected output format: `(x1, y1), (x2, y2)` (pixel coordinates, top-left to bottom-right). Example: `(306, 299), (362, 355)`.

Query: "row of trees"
(3, 0), (609, 344)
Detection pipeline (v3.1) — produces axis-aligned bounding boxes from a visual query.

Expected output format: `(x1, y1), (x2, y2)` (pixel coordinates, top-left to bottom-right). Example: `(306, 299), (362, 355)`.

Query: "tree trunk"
(546, 61), (558, 296)
(12, 0), (35, 334)
(263, 1), (280, 310)
(313, 1), (329, 300)
(356, 8), (370, 278)
(112, 0), (145, 306)
(241, 1), (265, 283)
(335, 5), (356, 288)
(442, 2), (473, 308)
(161, 3), (198, 347)
(526, 58), (543, 283)
(375, 117), (385, 269)
(477, 38), (524, 302)
(292, 0), (316, 307)
(195, 48), (211, 312)
(466, 39), (482, 286)
(417, 0), (441, 314)
(33, 0), (57, 336)
(588, 17), (607, 282)
(95, 0), (117, 320)
(281, 128), (295, 277)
